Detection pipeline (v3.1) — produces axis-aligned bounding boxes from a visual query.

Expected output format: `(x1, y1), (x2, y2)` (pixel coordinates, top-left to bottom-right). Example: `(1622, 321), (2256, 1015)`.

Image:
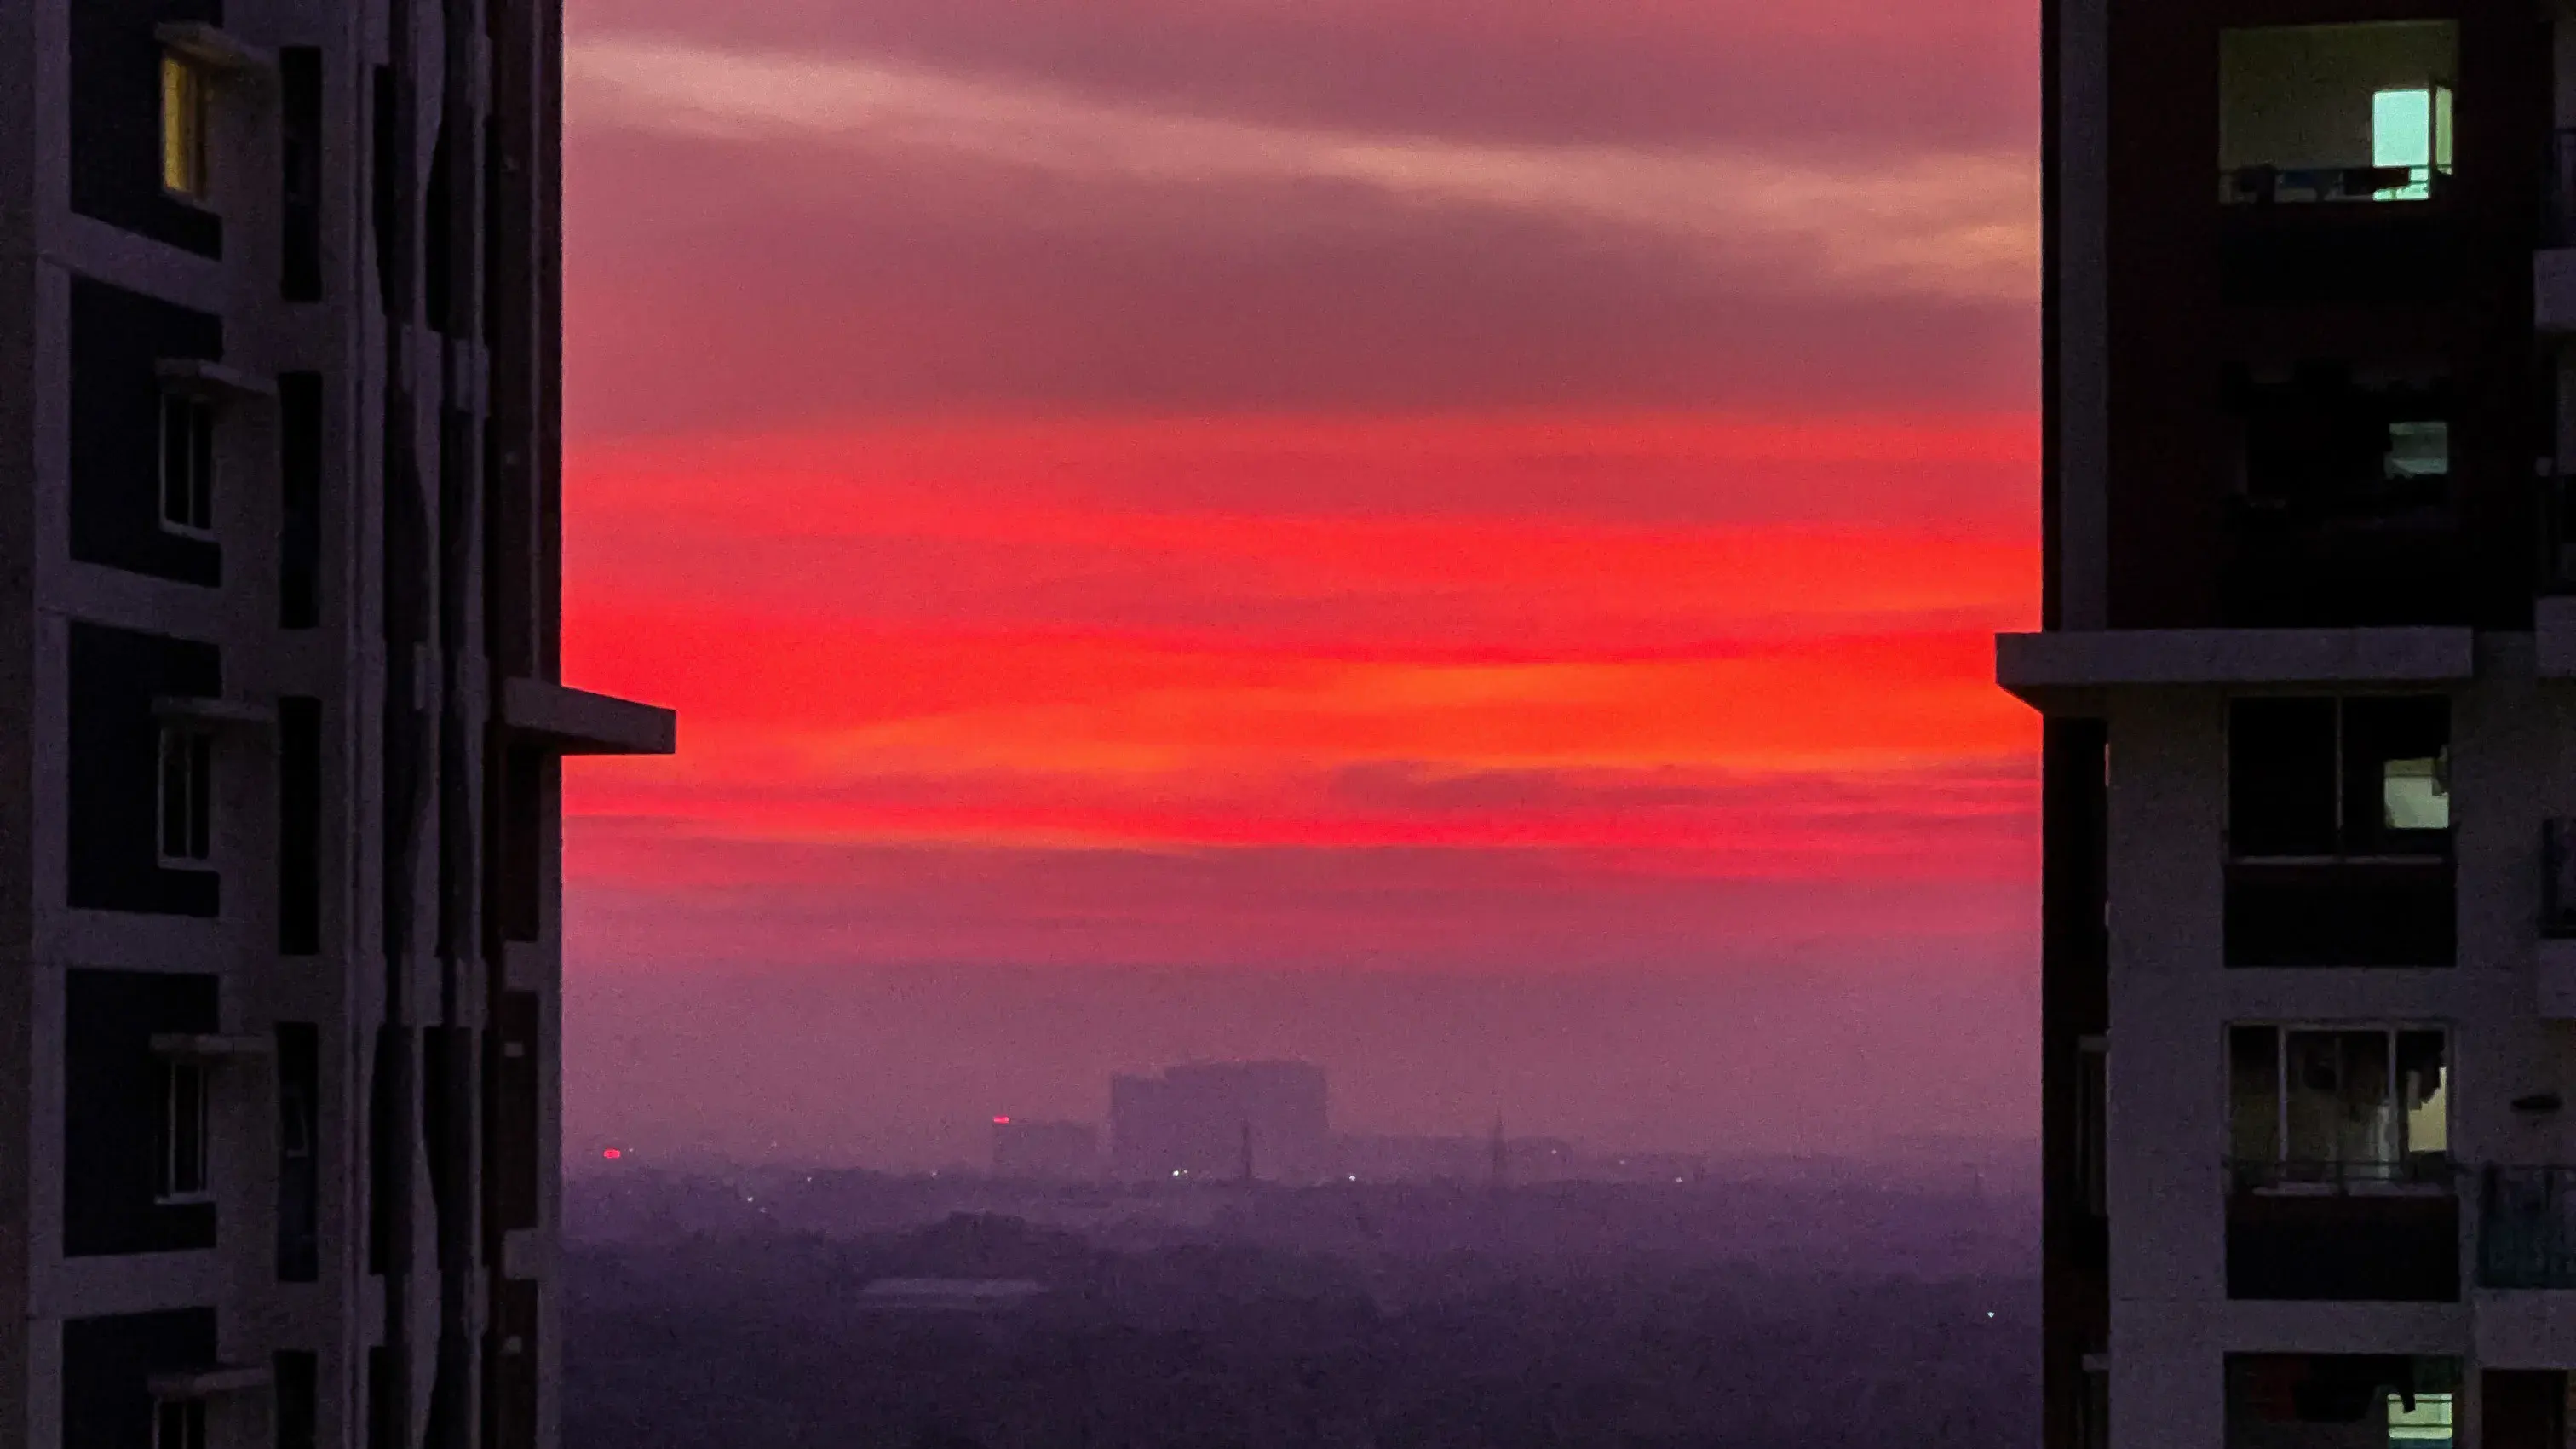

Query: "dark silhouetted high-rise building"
(0, 1), (672, 1443)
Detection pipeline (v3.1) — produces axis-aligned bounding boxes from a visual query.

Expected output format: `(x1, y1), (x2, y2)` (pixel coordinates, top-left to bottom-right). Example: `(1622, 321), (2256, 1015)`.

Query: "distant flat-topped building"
(0, 0), (672, 1445)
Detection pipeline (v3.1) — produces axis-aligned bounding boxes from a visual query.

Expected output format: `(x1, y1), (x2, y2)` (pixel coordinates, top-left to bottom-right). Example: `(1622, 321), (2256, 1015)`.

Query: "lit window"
(2385, 422), (2449, 482)
(158, 727), (212, 866)
(2383, 756), (2450, 832)
(2387, 1391), (2453, 1446)
(158, 394), (215, 535)
(158, 1060), (210, 1202)
(2229, 1025), (2449, 1187)
(160, 53), (208, 200)
(2372, 88), (2454, 201)
(2218, 22), (2457, 204)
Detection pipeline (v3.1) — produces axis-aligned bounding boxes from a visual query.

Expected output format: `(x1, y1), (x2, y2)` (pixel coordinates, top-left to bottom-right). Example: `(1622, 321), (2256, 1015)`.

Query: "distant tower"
(1490, 1116), (1509, 1193)
(1239, 1120), (1256, 1185)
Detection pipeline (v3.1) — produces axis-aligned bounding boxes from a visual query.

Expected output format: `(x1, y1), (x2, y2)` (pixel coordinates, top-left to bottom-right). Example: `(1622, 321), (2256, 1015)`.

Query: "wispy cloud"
(566, 35), (2036, 305)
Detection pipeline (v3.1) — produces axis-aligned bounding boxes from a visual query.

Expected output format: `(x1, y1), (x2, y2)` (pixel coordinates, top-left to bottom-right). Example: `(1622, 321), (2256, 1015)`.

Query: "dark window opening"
(2077, 1041), (2108, 1219)
(63, 1310), (219, 1449)
(279, 698), (320, 954)
(277, 1023), (319, 1282)
(488, 992), (540, 1233)
(423, 124), (453, 334)
(158, 1058), (210, 1202)
(371, 66), (397, 316)
(280, 49), (321, 301)
(154, 1397), (206, 1449)
(159, 393), (215, 536)
(2227, 697), (2452, 967)
(497, 745), (543, 942)
(2222, 367), (2463, 627)
(66, 970), (218, 1256)
(158, 728), (214, 866)
(274, 1351), (319, 1449)
(279, 372), (321, 629)
(2546, 819), (2576, 939)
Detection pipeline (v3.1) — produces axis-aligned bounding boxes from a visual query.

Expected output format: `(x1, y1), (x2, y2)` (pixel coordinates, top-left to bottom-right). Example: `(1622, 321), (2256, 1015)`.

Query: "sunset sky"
(551, 0), (2044, 1168)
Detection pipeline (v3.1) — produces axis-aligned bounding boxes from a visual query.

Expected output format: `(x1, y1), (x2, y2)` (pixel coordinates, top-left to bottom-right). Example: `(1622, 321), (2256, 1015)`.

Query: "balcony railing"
(2230, 1161), (2460, 1302)
(2224, 164), (2449, 206)
(2224, 857), (2455, 967)
(2478, 1166), (2576, 1288)
(2233, 1157), (2456, 1194)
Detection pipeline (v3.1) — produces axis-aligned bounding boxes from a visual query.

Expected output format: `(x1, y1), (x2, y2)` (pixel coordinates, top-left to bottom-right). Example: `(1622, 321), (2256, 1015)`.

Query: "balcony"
(2230, 1159), (2459, 1302)
(2226, 857), (2454, 968)
(2217, 22), (2459, 306)
(2222, 498), (2465, 628)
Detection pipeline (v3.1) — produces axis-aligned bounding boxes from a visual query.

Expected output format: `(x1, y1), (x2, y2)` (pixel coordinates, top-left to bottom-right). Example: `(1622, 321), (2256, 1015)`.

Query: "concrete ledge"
(2542, 249), (2576, 336)
(153, 695), (276, 730)
(154, 21), (275, 74)
(156, 358), (275, 400)
(2476, 1290), (2576, 1367)
(149, 1033), (272, 1061)
(500, 678), (676, 756)
(1998, 628), (2475, 704)
(150, 1364), (271, 1399)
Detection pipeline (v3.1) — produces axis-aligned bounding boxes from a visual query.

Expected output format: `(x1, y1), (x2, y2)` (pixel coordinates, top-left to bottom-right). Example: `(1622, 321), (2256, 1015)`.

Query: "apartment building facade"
(0, 0), (672, 1445)
(2010, 2), (2576, 1446)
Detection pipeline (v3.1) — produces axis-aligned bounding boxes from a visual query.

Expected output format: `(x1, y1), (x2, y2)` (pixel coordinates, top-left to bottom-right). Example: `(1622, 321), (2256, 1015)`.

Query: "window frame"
(158, 1058), (211, 1205)
(2228, 1022), (2452, 1194)
(159, 50), (210, 204)
(2226, 694), (2451, 864)
(157, 726), (214, 870)
(158, 392), (216, 538)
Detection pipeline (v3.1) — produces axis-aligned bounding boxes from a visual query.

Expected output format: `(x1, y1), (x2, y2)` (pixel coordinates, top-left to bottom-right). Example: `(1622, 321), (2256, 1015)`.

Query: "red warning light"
(601, 1147), (624, 1160)
(992, 1116), (1010, 1125)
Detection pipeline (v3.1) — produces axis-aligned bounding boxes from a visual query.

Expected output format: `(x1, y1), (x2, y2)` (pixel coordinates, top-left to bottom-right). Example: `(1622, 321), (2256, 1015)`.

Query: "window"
(2230, 1025), (2448, 1188)
(2387, 1393), (2454, 1446)
(158, 1060), (209, 1202)
(2219, 22), (2458, 204)
(2227, 696), (2453, 967)
(154, 1398), (205, 1449)
(2077, 1038), (2108, 1218)
(158, 393), (214, 536)
(160, 53), (208, 201)
(2226, 1357), (2460, 1448)
(2229, 697), (2449, 859)
(2370, 88), (2454, 202)
(158, 727), (212, 866)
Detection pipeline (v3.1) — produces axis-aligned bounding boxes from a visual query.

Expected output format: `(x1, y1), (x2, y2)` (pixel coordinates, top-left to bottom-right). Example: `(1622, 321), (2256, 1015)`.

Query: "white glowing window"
(2387, 1391), (2452, 1445)
(2372, 87), (2453, 200)
(2383, 756), (2449, 832)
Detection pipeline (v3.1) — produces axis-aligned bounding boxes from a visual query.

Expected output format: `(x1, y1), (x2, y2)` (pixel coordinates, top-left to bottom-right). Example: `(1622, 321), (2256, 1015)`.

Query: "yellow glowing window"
(161, 53), (207, 198)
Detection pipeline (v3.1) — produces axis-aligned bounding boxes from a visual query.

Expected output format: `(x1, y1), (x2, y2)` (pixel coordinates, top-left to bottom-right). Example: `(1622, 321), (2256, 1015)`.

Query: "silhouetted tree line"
(563, 1193), (2036, 1449)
